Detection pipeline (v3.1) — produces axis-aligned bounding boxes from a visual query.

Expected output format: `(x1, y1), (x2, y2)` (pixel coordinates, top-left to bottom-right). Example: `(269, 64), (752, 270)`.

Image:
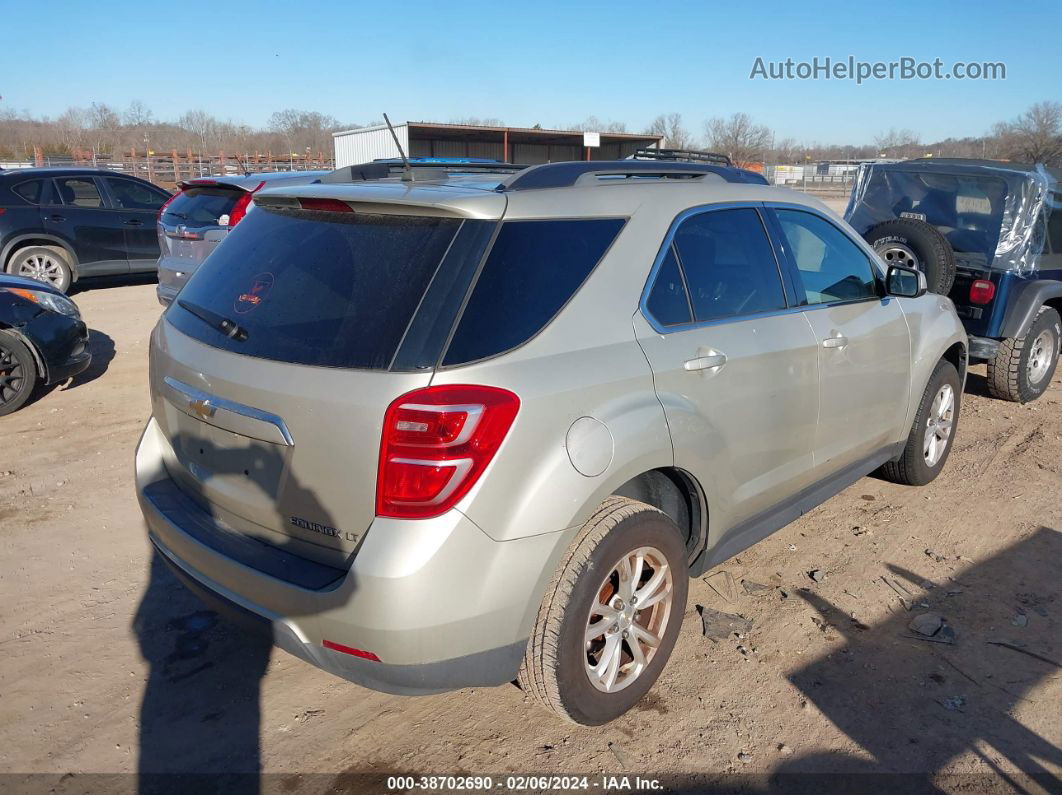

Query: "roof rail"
(501, 160), (767, 191)
(319, 160), (527, 184)
(632, 148), (733, 166)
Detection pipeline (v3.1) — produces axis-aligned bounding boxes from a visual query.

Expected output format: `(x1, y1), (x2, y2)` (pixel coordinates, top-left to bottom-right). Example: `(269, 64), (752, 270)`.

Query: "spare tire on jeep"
(865, 218), (956, 295)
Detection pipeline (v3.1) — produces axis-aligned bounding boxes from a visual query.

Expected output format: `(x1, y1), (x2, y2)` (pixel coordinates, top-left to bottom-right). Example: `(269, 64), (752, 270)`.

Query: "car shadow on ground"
(133, 434), (357, 794)
(963, 370), (994, 399)
(68, 270), (158, 297)
(773, 526), (1061, 792)
(24, 328), (116, 409)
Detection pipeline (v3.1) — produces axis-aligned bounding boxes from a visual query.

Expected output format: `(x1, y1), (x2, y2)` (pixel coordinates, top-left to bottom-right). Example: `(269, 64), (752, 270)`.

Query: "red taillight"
(157, 190), (179, 221)
(376, 385), (520, 519)
(227, 181), (266, 228)
(322, 640), (381, 662)
(298, 197), (354, 213)
(969, 279), (996, 305)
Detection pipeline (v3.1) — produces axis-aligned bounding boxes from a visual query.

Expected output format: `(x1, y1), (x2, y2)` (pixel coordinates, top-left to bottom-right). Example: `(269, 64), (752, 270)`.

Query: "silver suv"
(156, 170), (327, 305)
(135, 160), (967, 725)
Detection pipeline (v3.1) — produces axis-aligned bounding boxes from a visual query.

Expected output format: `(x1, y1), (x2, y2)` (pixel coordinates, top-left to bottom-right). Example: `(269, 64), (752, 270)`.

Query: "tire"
(866, 219), (956, 296)
(8, 245), (74, 293)
(0, 330), (39, 417)
(879, 359), (961, 486)
(519, 496), (688, 725)
(987, 306), (1061, 403)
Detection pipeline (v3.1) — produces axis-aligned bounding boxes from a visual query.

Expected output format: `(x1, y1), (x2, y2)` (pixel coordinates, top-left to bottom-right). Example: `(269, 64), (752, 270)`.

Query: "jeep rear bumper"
(968, 335), (1001, 361)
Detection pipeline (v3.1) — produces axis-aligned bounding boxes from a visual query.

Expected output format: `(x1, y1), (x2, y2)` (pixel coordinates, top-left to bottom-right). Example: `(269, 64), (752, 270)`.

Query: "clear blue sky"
(3, 0), (1059, 144)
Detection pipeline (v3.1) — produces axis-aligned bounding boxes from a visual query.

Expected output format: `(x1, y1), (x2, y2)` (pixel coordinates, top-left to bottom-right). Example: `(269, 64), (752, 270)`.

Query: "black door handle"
(124, 219), (144, 226)
(47, 214), (65, 222)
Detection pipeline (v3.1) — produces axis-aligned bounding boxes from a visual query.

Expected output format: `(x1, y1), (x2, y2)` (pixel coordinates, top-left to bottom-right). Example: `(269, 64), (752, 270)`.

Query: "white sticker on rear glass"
(957, 195), (992, 215)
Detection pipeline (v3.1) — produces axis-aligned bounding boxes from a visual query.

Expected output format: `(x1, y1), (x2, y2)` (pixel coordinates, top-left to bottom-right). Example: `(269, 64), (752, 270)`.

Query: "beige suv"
(136, 160), (967, 725)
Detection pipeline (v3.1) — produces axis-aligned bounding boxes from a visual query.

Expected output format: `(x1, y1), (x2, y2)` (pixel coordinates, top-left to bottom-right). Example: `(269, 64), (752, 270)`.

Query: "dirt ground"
(1, 273), (1060, 794)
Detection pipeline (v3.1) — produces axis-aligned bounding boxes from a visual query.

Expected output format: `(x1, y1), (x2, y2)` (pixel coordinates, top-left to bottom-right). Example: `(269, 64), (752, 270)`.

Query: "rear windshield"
(162, 186), (243, 227)
(167, 207), (461, 369)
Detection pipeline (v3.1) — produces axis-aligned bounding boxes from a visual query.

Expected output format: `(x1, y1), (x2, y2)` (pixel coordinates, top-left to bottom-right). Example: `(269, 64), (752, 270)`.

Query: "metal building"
(333, 121), (663, 167)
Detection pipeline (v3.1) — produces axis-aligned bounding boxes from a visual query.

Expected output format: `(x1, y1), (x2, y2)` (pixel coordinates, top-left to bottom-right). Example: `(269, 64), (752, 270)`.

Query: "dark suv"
(846, 159), (1061, 402)
(0, 167), (172, 293)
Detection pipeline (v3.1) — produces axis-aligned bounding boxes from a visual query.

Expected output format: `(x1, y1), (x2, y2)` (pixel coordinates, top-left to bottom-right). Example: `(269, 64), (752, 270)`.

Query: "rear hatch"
(151, 193), (500, 567)
(157, 182), (248, 270)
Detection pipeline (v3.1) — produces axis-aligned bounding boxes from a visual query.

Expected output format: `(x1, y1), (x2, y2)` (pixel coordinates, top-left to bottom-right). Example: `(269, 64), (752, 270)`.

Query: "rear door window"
(442, 218), (625, 365)
(168, 207), (462, 369)
(672, 208), (787, 322)
(162, 186), (243, 228)
(105, 177), (168, 210)
(645, 247), (693, 326)
(54, 177), (104, 208)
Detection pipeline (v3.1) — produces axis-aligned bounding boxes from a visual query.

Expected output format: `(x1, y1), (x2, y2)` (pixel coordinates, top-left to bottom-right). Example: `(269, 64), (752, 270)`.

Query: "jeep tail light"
(226, 181), (266, 228)
(377, 385), (520, 519)
(969, 279), (996, 305)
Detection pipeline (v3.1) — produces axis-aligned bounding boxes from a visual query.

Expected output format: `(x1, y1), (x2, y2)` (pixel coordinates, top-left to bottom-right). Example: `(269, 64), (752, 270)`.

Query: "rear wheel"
(987, 307), (1061, 403)
(0, 330), (39, 416)
(879, 359), (960, 486)
(866, 219), (956, 295)
(519, 496), (688, 725)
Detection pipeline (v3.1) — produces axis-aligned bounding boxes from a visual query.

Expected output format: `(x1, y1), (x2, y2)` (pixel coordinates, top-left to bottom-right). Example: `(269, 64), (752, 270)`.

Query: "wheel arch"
(998, 279), (1062, 340)
(0, 322), (46, 382)
(2, 235), (79, 280)
(610, 467), (706, 564)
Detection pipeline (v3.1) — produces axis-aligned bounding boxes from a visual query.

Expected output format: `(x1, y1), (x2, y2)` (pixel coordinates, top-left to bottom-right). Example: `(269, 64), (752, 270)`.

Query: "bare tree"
(992, 101), (1062, 165)
(123, 100), (154, 128)
(873, 128), (921, 159)
(449, 116), (506, 127)
(568, 116), (628, 133)
(87, 102), (121, 152)
(704, 113), (772, 165)
(645, 113), (693, 149)
(56, 106), (90, 150)
(179, 109), (220, 153)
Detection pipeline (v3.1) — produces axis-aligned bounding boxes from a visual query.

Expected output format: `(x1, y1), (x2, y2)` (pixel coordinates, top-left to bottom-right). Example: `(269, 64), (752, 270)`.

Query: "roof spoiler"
(318, 161), (527, 184)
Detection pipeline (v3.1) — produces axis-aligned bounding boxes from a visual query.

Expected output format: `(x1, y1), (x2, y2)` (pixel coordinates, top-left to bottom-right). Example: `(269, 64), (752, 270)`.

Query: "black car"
(0, 167), (172, 293)
(0, 273), (90, 415)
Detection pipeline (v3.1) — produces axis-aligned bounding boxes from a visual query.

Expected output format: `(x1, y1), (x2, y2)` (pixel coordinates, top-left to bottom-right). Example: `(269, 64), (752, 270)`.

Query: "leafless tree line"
(1, 100), (1060, 167)
(0, 101), (372, 159)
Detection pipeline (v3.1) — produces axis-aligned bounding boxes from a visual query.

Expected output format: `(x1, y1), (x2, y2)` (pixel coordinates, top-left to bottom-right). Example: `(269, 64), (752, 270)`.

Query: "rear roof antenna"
(383, 113), (413, 182)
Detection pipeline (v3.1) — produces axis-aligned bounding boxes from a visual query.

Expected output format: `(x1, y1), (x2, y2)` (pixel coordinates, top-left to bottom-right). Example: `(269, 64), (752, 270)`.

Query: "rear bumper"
(135, 417), (567, 694)
(156, 283), (177, 306)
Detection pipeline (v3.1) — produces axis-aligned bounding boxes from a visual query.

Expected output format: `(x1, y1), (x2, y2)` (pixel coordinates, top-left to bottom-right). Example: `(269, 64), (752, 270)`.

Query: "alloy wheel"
(0, 344), (28, 408)
(584, 546), (674, 693)
(923, 383), (955, 467)
(18, 253), (65, 287)
(878, 242), (920, 272)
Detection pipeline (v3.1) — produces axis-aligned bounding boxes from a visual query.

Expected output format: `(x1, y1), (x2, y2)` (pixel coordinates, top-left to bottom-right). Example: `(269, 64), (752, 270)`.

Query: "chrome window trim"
(162, 376), (294, 446)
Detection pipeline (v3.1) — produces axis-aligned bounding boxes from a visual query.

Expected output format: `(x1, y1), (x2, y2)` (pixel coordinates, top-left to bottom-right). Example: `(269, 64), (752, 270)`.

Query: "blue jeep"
(846, 159), (1061, 402)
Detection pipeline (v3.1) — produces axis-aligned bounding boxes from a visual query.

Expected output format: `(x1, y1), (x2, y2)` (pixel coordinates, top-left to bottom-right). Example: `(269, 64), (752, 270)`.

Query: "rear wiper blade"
(177, 299), (249, 342)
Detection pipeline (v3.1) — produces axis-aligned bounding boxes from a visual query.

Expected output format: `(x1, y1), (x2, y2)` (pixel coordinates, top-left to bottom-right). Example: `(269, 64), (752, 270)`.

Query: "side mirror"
(885, 265), (927, 298)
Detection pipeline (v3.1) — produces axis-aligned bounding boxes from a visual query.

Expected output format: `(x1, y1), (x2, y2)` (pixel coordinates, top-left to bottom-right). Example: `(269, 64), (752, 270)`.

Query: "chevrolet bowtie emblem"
(188, 398), (216, 420)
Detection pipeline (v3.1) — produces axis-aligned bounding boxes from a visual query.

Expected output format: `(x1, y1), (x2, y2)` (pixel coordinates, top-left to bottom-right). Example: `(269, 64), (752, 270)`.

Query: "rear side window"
(443, 219), (625, 365)
(646, 247), (692, 326)
(168, 207), (461, 369)
(162, 186), (242, 227)
(55, 177), (104, 208)
(12, 180), (43, 204)
(673, 208), (786, 322)
(105, 177), (167, 210)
